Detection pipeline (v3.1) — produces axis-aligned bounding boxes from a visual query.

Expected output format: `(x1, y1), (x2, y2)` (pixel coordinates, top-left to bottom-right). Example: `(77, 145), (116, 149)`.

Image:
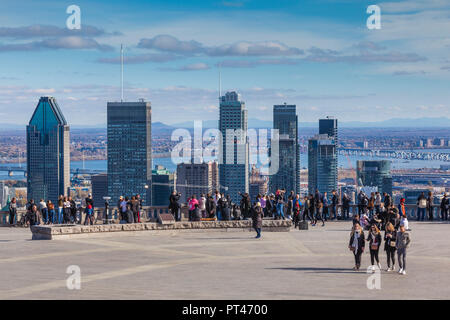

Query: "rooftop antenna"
(218, 62), (222, 100)
(120, 44), (124, 102)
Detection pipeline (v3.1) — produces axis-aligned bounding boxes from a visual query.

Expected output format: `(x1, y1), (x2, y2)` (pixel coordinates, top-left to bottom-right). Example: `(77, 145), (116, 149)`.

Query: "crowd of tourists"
(9, 194), (95, 226)
(349, 215), (411, 275)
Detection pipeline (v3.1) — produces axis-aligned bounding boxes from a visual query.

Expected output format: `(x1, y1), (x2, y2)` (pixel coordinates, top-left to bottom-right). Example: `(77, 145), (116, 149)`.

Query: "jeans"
(331, 205), (337, 219)
(369, 248), (380, 265)
(398, 248), (407, 270)
(427, 207), (434, 221)
(217, 208), (221, 221)
(48, 210), (55, 223)
(386, 247), (396, 268)
(254, 227), (261, 238)
(441, 208), (448, 221)
(417, 207), (426, 221)
(302, 209), (310, 221)
(276, 203), (284, 219)
(353, 249), (363, 267)
(57, 207), (64, 224)
(41, 208), (48, 224)
(342, 206), (349, 220)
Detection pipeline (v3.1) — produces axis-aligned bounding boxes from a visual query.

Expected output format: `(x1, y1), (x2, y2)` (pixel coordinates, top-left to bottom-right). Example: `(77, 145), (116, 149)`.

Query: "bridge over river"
(338, 148), (450, 162)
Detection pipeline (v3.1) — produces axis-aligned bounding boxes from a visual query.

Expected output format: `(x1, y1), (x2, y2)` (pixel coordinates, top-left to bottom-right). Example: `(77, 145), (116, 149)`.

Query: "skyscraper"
(269, 104), (300, 194)
(308, 134), (337, 195)
(319, 117), (338, 143)
(218, 91), (249, 203)
(107, 100), (152, 204)
(356, 160), (393, 195)
(27, 96), (70, 203)
(249, 166), (268, 202)
(152, 165), (175, 206)
(91, 173), (108, 208)
(176, 161), (219, 204)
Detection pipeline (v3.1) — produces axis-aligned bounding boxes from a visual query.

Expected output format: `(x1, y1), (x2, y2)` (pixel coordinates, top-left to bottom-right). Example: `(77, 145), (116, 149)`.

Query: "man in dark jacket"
(331, 190), (338, 220)
(342, 193), (351, 220)
(383, 192), (392, 209)
(205, 194), (216, 219)
(239, 192), (251, 219)
(169, 191), (181, 221)
(69, 196), (77, 224)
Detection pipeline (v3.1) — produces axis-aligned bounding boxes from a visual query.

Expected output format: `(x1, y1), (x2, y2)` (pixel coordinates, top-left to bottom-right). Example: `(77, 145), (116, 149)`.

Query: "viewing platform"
(30, 219), (292, 240)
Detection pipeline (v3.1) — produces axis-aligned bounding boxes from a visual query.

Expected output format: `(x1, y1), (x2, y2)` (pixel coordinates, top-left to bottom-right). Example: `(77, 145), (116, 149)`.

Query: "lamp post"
(144, 185), (150, 220)
(103, 196), (111, 224)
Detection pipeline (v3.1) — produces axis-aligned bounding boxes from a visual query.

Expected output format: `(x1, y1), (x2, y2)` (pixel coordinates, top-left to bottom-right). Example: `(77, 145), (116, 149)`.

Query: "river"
(1, 150), (448, 181)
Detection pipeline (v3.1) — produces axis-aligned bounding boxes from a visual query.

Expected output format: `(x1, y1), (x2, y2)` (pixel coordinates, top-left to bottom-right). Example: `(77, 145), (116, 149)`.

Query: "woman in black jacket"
(384, 222), (397, 272)
(348, 223), (365, 270)
(252, 202), (263, 239)
(367, 224), (382, 271)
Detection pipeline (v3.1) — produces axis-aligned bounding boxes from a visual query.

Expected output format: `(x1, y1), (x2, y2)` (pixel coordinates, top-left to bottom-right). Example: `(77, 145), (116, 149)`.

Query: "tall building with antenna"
(106, 46), (152, 203)
(218, 91), (249, 203)
(107, 100), (152, 204)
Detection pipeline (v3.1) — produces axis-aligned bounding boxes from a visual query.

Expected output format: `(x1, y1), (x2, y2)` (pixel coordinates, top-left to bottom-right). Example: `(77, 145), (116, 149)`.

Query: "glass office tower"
(107, 100), (152, 204)
(308, 134), (337, 195)
(356, 160), (393, 195)
(319, 117), (338, 146)
(269, 104), (300, 194)
(218, 91), (249, 203)
(27, 96), (70, 203)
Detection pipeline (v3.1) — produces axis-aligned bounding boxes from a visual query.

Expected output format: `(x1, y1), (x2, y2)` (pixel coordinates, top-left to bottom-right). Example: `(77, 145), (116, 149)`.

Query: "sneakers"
(402, 270), (406, 275)
(377, 263), (382, 269)
(398, 268), (403, 274)
(386, 267), (391, 272)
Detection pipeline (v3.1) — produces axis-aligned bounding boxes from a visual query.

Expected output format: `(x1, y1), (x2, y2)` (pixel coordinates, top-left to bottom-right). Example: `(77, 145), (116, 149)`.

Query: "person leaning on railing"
(9, 197), (17, 225)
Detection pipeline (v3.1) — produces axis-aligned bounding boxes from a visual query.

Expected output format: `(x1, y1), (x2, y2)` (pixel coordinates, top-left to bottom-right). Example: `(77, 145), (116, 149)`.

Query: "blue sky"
(0, 0), (449, 125)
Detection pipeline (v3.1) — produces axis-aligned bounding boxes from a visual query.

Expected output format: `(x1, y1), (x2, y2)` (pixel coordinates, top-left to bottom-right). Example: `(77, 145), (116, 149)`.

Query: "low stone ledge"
(30, 220), (292, 240)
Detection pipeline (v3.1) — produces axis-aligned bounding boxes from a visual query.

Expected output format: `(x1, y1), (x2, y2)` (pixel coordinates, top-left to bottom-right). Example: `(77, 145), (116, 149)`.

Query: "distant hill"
(1, 117), (448, 132)
(170, 117), (450, 129)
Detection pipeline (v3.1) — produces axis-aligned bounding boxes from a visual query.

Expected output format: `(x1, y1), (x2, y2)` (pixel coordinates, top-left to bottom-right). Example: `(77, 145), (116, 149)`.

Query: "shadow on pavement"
(267, 267), (363, 274)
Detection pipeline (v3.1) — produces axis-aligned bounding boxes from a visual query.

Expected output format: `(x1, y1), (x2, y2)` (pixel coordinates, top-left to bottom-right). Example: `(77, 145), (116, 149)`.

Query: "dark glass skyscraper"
(107, 101), (152, 204)
(269, 104), (300, 194)
(319, 117), (338, 143)
(308, 134), (337, 195)
(27, 96), (70, 203)
(356, 160), (393, 195)
(218, 91), (249, 203)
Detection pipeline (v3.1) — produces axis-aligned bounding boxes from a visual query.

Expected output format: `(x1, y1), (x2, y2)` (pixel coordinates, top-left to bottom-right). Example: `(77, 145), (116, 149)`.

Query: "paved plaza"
(1, 221), (449, 300)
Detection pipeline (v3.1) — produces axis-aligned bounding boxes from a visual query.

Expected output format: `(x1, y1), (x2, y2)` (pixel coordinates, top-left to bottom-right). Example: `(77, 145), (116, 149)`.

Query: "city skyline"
(0, 0), (449, 126)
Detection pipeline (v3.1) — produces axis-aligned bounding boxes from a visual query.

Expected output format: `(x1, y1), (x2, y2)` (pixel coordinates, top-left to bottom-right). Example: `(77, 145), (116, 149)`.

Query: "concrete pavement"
(1, 221), (449, 299)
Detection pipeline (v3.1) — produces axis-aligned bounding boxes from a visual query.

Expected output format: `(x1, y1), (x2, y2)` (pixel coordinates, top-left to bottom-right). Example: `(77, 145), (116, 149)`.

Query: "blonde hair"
(350, 223), (362, 236)
(371, 224), (381, 234)
(385, 222), (395, 232)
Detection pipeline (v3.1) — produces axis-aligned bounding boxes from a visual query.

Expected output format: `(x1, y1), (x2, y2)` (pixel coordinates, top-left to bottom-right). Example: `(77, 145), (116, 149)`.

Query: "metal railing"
(0, 203), (445, 226)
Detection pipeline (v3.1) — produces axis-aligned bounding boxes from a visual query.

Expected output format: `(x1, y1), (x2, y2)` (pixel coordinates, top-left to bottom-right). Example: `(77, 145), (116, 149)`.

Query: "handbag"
(371, 244), (379, 250)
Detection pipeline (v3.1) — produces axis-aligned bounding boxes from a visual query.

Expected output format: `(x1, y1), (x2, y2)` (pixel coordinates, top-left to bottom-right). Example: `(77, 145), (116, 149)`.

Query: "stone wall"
(31, 220), (292, 240)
